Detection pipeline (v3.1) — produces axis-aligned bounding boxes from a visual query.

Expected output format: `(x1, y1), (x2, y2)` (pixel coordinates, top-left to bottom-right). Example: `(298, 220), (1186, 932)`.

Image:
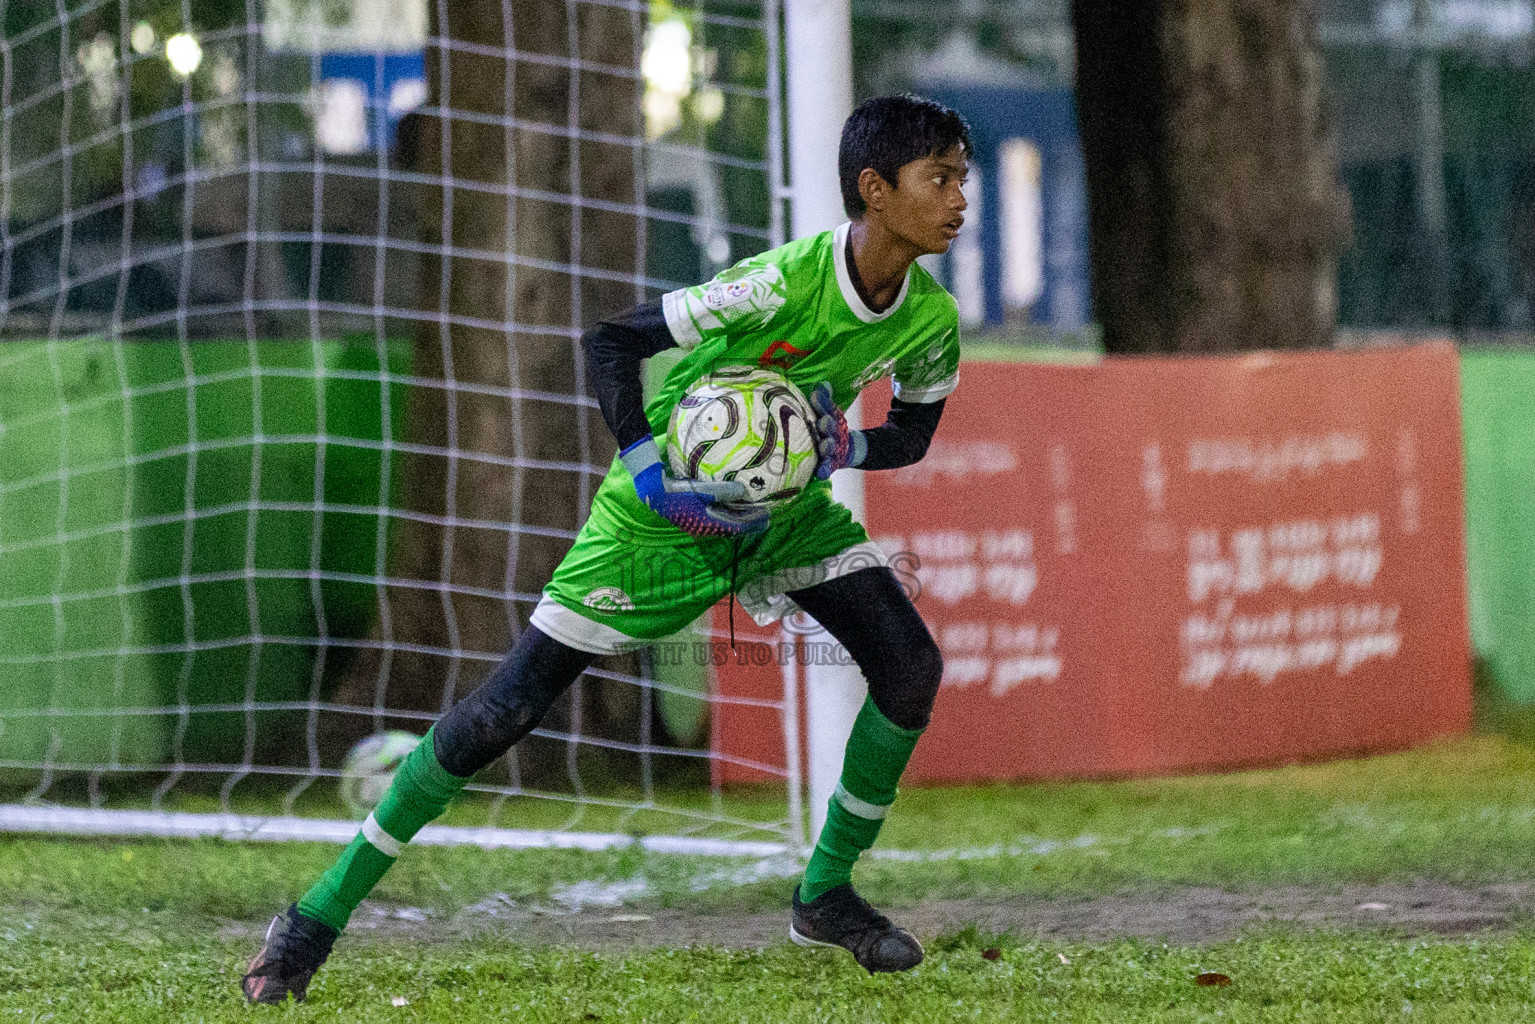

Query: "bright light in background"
(388, 78), (427, 118)
(130, 21), (156, 55)
(165, 32), (202, 77)
(693, 85), (725, 125)
(999, 137), (1044, 311)
(642, 18), (692, 138)
(76, 32), (118, 117)
(210, 51), (241, 95)
(642, 20), (692, 94)
(315, 79), (369, 155)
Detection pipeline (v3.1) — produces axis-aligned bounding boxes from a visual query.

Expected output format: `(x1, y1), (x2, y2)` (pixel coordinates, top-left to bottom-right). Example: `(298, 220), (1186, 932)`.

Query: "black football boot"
(241, 904), (339, 1004)
(790, 883), (924, 973)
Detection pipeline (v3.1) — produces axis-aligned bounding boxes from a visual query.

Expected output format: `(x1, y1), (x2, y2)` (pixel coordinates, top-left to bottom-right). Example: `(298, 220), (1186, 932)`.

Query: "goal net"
(0, 0), (799, 856)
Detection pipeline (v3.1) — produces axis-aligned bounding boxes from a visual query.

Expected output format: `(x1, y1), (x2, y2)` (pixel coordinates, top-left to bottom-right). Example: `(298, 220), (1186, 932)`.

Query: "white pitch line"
(0, 804), (1213, 866)
(0, 804), (787, 859)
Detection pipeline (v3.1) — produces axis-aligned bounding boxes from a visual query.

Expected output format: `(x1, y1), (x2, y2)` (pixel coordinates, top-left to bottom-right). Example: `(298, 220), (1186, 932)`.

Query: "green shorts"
(529, 455), (884, 654)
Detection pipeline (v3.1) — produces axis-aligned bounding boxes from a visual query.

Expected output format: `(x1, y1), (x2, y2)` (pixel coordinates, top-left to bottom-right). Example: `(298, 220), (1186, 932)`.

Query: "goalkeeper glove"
(810, 383), (867, 480)
(620, 435), (769, 538)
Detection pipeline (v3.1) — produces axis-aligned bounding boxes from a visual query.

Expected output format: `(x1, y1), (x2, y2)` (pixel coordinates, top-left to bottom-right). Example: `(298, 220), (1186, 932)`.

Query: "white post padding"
(785, 0), (862, 846)
(780, 625), (806, 850)
(784, 0), (853, 243)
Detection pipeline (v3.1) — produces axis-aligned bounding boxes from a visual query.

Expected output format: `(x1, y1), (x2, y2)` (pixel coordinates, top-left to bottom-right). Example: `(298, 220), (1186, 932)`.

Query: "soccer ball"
(666, 366), (818, 506)
(339, 730), (421, 817)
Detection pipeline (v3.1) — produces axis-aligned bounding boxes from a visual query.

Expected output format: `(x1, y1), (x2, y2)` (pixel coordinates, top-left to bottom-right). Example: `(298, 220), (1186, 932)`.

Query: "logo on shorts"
(582, 587), (634, 613)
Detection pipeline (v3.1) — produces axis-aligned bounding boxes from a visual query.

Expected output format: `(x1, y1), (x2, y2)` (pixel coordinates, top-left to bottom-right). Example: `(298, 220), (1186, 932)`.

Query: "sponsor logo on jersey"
(758, 339), (811, 370)
(582, 587), (634, 613)
(691, 264), (787, 329)
(704, 280), (755, 310)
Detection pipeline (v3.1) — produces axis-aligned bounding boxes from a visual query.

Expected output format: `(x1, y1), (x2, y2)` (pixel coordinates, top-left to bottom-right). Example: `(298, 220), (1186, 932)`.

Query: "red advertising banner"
(713, 344), (1471, 783)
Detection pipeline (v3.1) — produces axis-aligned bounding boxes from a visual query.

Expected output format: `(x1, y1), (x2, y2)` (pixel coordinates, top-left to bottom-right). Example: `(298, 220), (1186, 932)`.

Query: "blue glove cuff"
(620, 435), (662, 480)
(849, 429), (868, 468)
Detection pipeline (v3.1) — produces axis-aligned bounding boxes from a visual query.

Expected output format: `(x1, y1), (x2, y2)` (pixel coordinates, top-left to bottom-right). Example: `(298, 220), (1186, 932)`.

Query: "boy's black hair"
(838, 94), (972, 219)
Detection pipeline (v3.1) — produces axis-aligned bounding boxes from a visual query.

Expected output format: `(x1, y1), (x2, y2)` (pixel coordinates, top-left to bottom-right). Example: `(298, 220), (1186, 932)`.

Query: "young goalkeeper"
(242, 94), (970, 1002)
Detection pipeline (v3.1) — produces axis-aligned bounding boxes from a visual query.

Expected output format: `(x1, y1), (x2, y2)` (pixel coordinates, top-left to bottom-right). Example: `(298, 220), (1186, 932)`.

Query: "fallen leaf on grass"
(1196, 972), (1231, 987)
(981, 948), (1000, 961)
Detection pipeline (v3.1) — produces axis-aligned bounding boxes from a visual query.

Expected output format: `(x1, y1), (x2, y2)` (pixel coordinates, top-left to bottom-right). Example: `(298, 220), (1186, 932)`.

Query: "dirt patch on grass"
(273, 881), (1535, 951)
(903, 881), (1535, 944)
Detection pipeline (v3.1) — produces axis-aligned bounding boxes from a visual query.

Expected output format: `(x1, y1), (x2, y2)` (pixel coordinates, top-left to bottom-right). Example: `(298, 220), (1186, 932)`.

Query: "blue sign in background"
(318, 52), (427, 152)
(925, 84), (1092, 332)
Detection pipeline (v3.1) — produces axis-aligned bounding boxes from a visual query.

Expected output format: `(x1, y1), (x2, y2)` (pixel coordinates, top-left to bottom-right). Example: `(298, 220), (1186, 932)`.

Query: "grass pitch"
(12, 920), (1535, 1023)
(11, 736), (1535, 1020)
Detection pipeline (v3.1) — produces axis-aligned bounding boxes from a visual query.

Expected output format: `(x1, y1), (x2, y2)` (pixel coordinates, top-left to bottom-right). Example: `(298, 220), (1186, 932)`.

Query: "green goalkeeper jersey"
(589, 222), (962, 537)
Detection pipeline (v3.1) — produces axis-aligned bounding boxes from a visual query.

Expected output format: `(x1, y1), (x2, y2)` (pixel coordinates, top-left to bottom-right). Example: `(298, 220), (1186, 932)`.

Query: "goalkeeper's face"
(884, 144), (970, 256)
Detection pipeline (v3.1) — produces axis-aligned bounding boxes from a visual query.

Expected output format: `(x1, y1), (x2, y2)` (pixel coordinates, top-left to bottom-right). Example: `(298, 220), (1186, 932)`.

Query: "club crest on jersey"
(758, 339), (810, 370)
(582, 587), (634, 613)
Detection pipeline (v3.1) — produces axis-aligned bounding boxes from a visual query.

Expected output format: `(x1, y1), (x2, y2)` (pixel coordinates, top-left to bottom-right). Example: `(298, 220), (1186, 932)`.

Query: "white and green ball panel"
(666, 366), (818, 506)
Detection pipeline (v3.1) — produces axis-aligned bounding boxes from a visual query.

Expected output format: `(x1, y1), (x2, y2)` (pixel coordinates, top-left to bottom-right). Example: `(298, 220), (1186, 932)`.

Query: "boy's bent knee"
(867, 633), (942, 732)
(431, 626), (595, 777)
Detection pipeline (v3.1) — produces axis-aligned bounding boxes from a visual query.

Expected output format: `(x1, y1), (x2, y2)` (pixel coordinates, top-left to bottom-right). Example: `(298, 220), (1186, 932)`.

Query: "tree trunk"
(331, 1), (644, 783)
(1072, 0), (1351, 353)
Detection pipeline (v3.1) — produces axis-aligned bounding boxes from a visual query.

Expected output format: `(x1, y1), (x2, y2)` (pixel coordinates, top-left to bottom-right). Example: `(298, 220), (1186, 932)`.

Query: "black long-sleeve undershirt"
(581, 299), (676, 452)
(580, 298), (947, 470)
(857, 395), (946, 471)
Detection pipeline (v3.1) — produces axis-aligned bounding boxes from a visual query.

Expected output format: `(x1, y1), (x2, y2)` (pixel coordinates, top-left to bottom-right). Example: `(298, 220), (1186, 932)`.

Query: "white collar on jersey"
(833, 221), (911, 324)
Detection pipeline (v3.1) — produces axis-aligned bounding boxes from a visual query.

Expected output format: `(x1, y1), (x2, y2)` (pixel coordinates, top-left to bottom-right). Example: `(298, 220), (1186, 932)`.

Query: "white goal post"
(783, 0), (861, 845)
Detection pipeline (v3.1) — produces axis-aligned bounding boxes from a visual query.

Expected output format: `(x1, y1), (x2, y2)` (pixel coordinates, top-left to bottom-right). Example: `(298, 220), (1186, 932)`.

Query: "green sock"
(297, 726), (468, 932)
(800, 697), (924, 902)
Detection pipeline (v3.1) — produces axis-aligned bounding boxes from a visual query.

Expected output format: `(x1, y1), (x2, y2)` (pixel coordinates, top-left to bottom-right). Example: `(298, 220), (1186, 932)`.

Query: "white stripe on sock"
(361, 812), (403, 857)
(833, 782), (891, 821)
